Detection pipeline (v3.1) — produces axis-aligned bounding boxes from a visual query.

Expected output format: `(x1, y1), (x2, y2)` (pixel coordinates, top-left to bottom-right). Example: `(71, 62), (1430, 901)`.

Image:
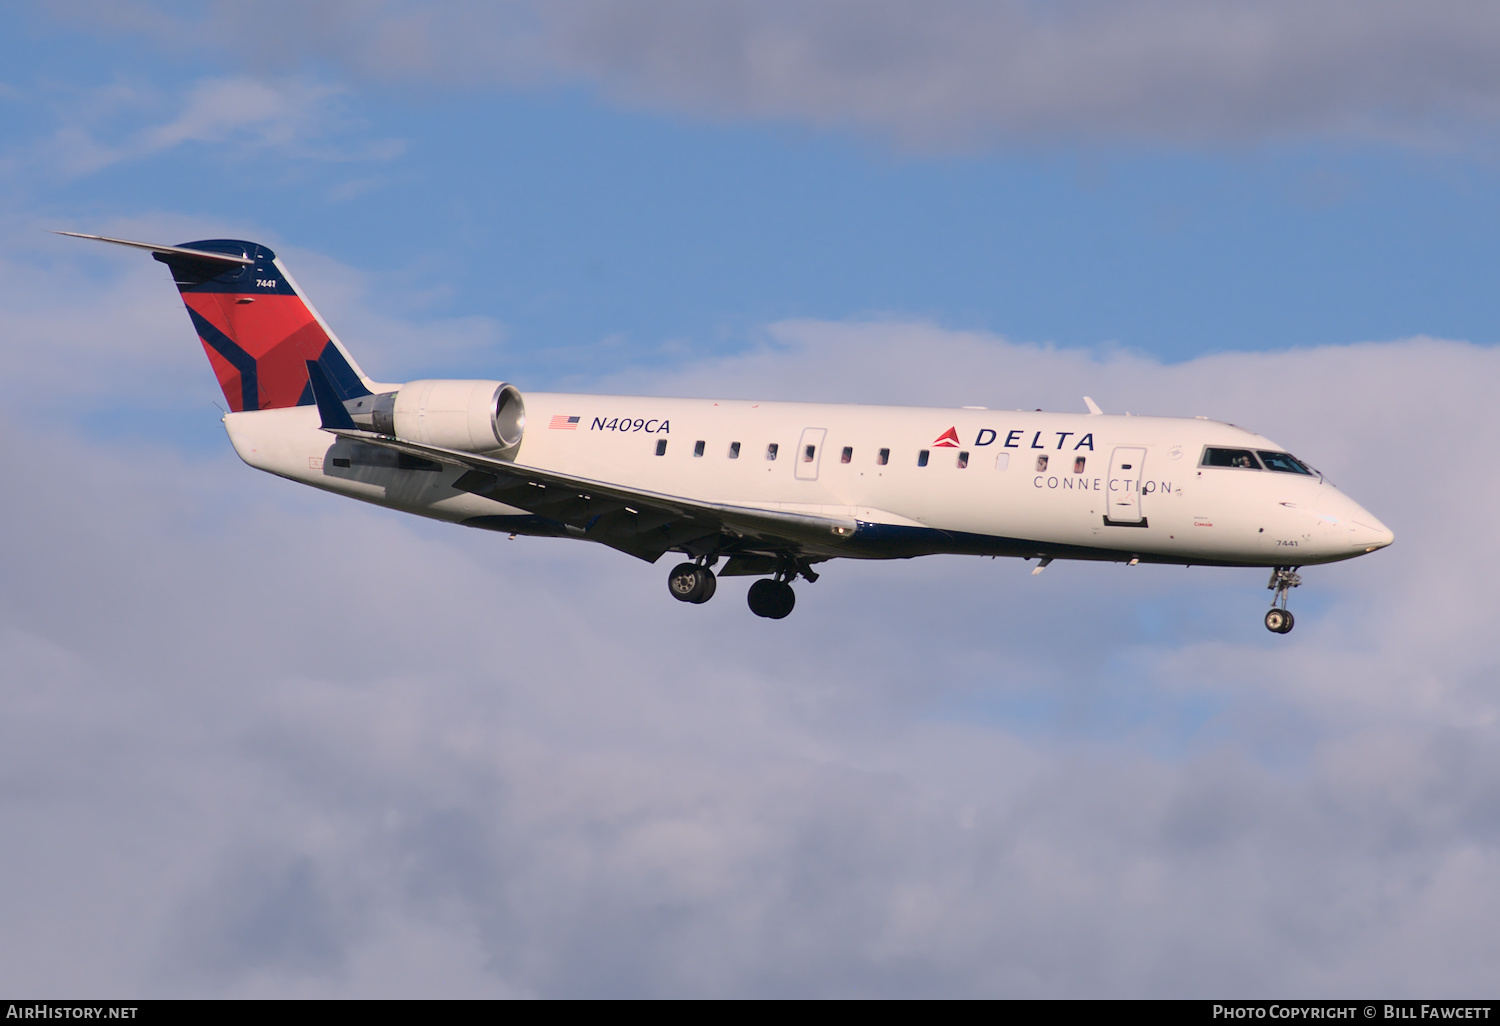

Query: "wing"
(325, 427), (859, 564)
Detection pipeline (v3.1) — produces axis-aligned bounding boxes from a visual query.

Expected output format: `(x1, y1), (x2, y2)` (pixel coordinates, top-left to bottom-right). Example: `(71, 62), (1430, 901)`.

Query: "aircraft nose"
(1349, 515), (1395, 553)
(1326, 492), (1394, 554)
(1303, 490), (1393, 557)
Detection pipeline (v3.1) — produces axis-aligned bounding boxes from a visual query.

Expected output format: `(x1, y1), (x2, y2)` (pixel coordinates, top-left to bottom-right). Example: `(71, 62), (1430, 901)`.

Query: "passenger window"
(1200, 447), (1262, 469)
(995, 453), (1009, 471)
(840, 446), (852, 464)
(918, 450), (930, 467)
(693, 440), (705, 458)
(656, 439), (668, 456)
(957, 451), (969, 469)
(331, 457), (351, 468)
(877, 448), (890, 466)
(803, 444), (816, 463)
(766, 443), (778, 461)
(1035, 455), (1048, 472)
(1256, 450), (1313, 474)
(1074, 457), (1086, 474)
(729, 442), (740, 459)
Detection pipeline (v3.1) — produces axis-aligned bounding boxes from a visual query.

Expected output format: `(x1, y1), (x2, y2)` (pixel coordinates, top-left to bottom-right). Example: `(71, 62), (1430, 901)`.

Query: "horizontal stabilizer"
(53, 231), (254, 266)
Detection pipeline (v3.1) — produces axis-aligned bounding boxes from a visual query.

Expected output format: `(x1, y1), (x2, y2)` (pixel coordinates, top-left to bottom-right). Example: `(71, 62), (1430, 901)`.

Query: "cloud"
(37, 0), (1500, 148)
(139, 77), (339, 152)
(34, 75), (401, 177)
(3, 261), (1499, 996)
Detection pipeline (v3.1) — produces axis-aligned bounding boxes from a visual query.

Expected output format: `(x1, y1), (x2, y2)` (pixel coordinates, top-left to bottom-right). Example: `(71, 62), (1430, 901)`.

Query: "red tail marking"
(185, 293), (329, 410)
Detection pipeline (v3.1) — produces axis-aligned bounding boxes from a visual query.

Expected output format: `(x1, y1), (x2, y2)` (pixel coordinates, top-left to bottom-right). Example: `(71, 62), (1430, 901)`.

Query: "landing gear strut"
(668, 561), (717, 604)
(1264, 566), (1301, 634)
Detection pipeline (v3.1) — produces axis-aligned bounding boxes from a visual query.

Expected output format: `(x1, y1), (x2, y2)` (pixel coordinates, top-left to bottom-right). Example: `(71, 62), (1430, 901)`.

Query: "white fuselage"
(224, 393), (1393, 568)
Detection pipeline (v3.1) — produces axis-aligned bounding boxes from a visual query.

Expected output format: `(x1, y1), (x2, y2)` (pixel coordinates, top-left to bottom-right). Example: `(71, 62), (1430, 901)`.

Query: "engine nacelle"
(375, 379), (526, 454)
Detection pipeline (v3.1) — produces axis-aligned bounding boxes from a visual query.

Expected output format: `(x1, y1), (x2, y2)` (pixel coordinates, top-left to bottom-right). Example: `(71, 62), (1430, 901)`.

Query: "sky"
(2, 0), (1499, 998)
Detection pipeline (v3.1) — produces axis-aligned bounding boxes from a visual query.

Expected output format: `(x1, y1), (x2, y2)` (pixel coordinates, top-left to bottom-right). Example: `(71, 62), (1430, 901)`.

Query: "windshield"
(1256, 450), (1314, 475)
(1200, 447), (1262, 469)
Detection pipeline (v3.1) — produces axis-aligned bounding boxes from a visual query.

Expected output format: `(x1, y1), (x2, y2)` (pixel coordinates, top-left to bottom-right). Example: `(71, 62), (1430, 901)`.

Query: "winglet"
(1083, 396), (1103, 415)
(306, 360), (357, 430)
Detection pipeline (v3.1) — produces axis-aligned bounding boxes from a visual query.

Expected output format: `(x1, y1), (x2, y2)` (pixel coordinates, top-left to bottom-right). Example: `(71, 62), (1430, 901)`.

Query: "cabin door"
(795, 428), (827, 481)
(1106, 447), (1147, 524)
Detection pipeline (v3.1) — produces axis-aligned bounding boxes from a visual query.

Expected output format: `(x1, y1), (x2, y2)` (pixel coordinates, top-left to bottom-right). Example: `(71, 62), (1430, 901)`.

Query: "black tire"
(747, 578), (795, 619)
(695, 570), (717, 604)
(776, 584), (796, 618)
(1264, 608), (1293, 634)
(668, 562), (714, 603)
(747, 579), (777, 616)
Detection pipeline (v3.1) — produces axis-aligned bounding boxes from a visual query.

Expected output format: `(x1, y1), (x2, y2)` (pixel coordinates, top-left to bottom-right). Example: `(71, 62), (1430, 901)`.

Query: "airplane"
(61, 232), (1394, 632)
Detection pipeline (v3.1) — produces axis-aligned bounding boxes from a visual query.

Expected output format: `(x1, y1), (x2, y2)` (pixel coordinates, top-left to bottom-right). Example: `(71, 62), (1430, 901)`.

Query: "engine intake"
(368, 379), (525, 454)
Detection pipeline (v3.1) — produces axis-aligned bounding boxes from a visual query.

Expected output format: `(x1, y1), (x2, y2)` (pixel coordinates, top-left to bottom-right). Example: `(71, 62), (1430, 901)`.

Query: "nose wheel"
(1264, 607), (1295, 633)
(1265, 566), (1301, 633)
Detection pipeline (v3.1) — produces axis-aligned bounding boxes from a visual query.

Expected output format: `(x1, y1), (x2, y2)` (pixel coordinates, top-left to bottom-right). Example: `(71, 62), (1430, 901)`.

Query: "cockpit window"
(1200, 447), (1262, 470)
(1256, 450), (1313, 475)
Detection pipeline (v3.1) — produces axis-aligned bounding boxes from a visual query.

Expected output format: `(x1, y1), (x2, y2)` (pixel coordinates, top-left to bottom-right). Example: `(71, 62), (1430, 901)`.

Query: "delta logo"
(932, 426), (961, 448)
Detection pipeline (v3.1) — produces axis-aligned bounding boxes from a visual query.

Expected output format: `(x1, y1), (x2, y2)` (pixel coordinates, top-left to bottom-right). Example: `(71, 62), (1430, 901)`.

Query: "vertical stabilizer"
(57, 232), (375, 412)
(159, 238), (373, 412)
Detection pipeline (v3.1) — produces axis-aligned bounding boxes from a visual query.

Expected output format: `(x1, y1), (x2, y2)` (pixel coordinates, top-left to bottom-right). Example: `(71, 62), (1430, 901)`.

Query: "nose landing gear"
(1264, 607), (1294, 633)
(1264, 566), (1301, 633)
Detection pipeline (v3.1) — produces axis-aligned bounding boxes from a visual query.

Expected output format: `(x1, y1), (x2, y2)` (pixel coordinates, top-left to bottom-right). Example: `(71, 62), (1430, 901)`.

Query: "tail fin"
(58, 232), (374, 412)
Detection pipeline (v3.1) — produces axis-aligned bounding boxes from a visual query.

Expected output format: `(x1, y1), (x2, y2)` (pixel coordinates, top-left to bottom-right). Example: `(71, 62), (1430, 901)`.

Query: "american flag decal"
(549, 414), (582, 430)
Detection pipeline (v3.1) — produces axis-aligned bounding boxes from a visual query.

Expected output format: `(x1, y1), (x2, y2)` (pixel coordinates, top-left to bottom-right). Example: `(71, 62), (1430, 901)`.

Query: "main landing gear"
(666, 558), (815, 619)
(667, 561), (717, 604)
(1264, 566), (1301, 634)
(747, 578), (795, 619)
(746, 562), (819, 619)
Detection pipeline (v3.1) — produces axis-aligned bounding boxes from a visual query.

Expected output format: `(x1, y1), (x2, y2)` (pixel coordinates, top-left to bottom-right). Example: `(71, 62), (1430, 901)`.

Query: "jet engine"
(363, 379), (526, 455)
